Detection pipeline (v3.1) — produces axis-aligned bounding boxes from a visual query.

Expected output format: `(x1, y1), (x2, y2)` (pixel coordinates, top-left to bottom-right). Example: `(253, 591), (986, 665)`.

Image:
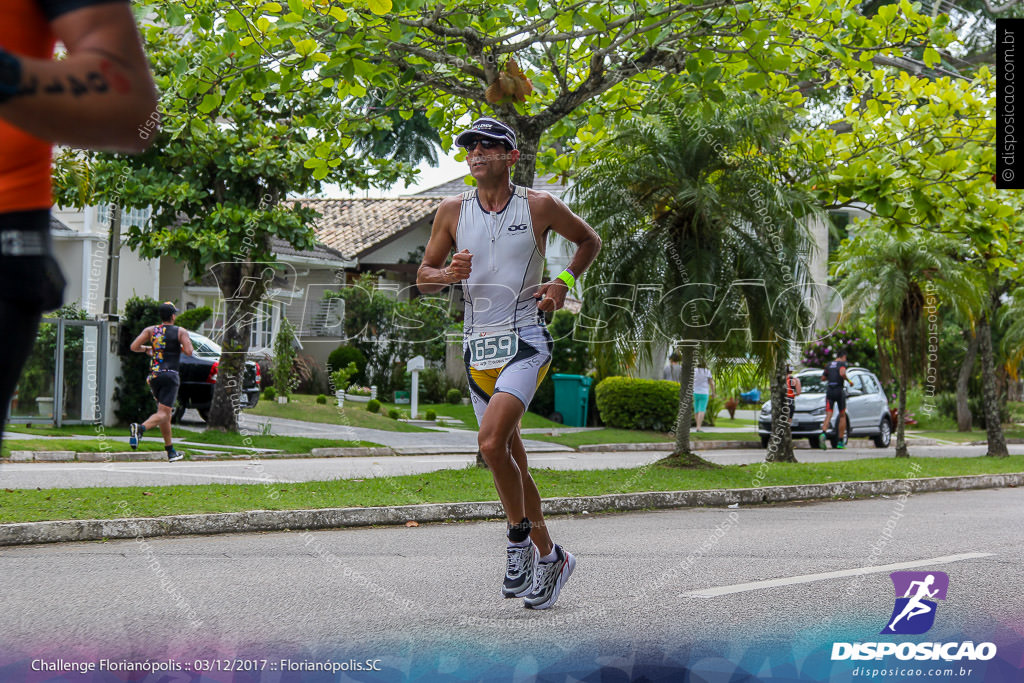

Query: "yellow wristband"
(556, 269), (575, 289)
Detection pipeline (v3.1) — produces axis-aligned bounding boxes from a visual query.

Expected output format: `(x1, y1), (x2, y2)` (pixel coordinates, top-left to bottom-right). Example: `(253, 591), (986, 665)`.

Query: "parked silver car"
(757, 367), (892, 449)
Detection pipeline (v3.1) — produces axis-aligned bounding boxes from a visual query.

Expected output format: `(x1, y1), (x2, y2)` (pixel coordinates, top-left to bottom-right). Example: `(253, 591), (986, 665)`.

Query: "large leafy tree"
(333, 0), (945, 187)
(832, 225), (982, 457)
(54, 0), (410, 431)
(570, 96), (820, 466)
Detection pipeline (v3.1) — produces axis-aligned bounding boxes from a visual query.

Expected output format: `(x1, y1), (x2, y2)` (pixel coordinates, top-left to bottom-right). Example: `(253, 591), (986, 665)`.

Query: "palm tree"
(570, 97), (819, 466)
(833, 225), (982, 457)
(351, 94), (442, 168)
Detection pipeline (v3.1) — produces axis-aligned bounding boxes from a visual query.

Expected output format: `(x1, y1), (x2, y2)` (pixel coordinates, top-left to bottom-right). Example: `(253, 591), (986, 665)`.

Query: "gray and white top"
(455, 184), (546, 334)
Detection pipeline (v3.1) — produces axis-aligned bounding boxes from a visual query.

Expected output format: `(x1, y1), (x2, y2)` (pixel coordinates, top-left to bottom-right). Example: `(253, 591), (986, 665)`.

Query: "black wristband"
(0, 49), (23, 104)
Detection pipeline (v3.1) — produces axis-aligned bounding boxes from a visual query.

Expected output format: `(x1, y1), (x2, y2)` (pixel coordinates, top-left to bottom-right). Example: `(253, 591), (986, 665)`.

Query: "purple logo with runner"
(881, 571), (949, 635)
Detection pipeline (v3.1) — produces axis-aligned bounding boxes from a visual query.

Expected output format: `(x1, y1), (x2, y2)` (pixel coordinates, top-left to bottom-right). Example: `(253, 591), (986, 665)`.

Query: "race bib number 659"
(468, 331), (518, 371)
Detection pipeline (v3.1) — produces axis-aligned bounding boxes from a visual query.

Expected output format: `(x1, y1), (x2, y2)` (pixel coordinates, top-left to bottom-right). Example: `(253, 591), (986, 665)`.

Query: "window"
(249, 301), (276, 350)
(97, 204), (151, 230)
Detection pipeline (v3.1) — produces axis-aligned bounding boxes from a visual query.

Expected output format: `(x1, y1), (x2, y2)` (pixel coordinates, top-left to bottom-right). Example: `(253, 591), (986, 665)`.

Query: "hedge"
(595, 376), (680, 431)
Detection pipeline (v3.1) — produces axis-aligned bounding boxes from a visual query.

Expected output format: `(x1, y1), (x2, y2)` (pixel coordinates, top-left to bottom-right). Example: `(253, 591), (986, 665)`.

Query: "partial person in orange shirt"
(0, 0), (158, 450)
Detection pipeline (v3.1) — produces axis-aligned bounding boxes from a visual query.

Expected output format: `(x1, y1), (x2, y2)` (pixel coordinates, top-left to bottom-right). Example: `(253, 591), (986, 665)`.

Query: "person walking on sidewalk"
(693, 363), (715, 432)
(416, 117), (601, 610)
(0, 0), (158, 454)
(820, 351), (854, 449)
(128, 302), (193, 461)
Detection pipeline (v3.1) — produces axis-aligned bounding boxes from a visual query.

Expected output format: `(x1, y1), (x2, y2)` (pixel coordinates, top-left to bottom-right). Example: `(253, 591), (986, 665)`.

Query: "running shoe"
(819, 431), (828, 450)
(503, 542), (538, 598)
(129, 423), (141, 450)
(523, 544), (575, 610)
(167, 449), (184, 462)
(836, 442), (846, 450)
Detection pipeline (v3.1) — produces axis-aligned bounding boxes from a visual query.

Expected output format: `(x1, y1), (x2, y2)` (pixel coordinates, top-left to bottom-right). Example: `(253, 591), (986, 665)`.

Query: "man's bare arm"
(178, 327), (194, 356)
(417, 198), (469, 294)
(531, 192), (602, 312)
(0, 3), (158, 151)
(129, 327), (152, 353)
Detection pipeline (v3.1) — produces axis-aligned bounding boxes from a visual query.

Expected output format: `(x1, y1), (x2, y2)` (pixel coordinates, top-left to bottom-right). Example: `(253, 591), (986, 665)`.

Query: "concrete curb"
(1, 472), (1020, 547)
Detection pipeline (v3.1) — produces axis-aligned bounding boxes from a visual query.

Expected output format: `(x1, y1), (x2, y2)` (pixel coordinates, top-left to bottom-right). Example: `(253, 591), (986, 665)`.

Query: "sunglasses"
(463, 138), (505, 151)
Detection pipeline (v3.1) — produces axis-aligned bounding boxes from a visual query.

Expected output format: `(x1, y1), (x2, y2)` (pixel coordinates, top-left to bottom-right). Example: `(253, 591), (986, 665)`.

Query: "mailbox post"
(407, 355), (425, 419)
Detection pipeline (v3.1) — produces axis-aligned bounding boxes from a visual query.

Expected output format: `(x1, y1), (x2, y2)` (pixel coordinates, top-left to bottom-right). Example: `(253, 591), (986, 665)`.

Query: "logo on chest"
(507, 223), (529, 233)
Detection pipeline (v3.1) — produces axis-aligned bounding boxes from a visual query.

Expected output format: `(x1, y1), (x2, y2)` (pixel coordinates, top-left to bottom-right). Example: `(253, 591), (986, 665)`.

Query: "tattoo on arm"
(16, 70), (110, 98)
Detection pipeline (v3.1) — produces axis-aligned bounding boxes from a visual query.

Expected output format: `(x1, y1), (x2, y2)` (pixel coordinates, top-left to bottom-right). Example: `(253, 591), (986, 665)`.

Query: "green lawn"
(375, 401), (565, 430)
(2, 438), (166, 455)
(909, 428), (1024, 444)
(1, 455), (1021, 524)
(526, 428), (759, 448)
(248, 394), (432, 432)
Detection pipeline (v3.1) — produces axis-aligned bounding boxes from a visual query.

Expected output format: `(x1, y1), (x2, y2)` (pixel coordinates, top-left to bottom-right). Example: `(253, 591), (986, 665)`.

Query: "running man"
(416, 118), (601, 609)
(887, 574), (938, 632)
(820, 350), (854, 449)
(128, 302), (193, 462)
(0, 0), (158, 453)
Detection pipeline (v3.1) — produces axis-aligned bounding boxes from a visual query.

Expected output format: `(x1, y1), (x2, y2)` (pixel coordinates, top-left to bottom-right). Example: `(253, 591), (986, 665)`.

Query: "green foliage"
(174, 306), (212, 331)
(446, 388), (463, 405)
(595, 377), (679, 431)
(802, 324), (879, 374)
(714, 362), (767, 402)
(417, 367), (452, 404)
(315, 394), (327, 405)
(15, 303), (91, 416)
(272, 318), (297, 398)
(327, 345), (367, 386)
(114, 297), (161, 424)
(425, 409), (437, 421)
(330, 362), (359, 393)
(366, 398), (381, 414)
(326, 272), (453, 392)
(531, 310), (592, 419)
(263, 386), (277, 401)
(388, 408), (400, 420)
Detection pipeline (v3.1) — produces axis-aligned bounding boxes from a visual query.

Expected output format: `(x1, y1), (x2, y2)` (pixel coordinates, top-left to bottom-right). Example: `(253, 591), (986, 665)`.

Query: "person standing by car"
(693, 362), (715, 432)
(820, 350), (854, 449)
(0, 0), (158, 454)
(785, 365), (801, 425)
(128, 302), (193, 461)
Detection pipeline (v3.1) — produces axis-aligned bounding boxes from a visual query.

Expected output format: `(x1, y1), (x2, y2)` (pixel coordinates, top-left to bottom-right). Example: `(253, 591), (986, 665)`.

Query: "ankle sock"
(507, 517), (531, 543)
(138, 424), (147, 434)
(539, 547), (558, 563)
(165, 445), (174, 454)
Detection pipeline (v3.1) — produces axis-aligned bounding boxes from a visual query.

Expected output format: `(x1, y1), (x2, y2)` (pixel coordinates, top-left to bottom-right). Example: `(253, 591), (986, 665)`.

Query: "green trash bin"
(551, 374), (593, 427)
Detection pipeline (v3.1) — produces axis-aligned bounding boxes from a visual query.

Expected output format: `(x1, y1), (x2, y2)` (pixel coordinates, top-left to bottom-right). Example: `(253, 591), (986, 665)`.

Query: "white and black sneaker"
(167, 449), (184, 462)
(129, 423), (141, 450)
(523, 544), (575, 610)
(502, 542), (538, 598)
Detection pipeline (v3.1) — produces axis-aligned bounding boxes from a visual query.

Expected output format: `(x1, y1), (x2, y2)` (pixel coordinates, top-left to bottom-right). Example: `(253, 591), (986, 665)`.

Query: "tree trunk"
(895, 324), (910, 458)
(955, 330), (978, 432)
(766, 349), (796, 462)
(977, 316), (1008, 457)
(875, 318), (893, 388)
(511, 128), (539, 189)
(663, 345), (717, 468)
(206, 261), (268, 431)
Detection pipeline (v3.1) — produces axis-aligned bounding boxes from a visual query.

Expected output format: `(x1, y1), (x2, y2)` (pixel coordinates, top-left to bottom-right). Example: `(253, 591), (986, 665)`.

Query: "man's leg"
(508, 426), (553, 557)
(0, 300), (43, 452)
(153, 404), (173, 445)
(477, 392), (528, 525)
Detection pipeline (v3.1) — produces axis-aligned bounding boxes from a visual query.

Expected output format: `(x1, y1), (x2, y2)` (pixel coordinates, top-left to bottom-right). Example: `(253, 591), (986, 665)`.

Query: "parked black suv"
(172, 331), (261, 423)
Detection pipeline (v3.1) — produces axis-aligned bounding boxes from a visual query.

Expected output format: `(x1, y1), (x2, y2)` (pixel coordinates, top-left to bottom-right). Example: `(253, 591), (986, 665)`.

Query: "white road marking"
(681, 552), (994, 598)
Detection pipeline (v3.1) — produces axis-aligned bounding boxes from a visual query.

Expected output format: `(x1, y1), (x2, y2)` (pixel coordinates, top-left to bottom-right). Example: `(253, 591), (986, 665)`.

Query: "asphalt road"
(0, 488), (1021, 680)
(1, 443), (1021, 490)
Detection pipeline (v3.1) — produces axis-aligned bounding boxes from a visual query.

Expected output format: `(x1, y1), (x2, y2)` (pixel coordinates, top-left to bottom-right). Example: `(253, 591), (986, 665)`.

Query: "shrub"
(272, 318), (297, 398)
(330, 362), (358, 393)
(366, 398), (381, 413)
(327, 345), (367, 385)
(595, 376), (679, 431)
(425, 409), (437, 421)
(174, 306), (212, 331)
(292, 354), (329, 395)
(315, 394), (327, 405)
(113, 296), (160, 424)
(446, 388), (463, 404)
(347, 385), (373, 397)
(418, 367), (452, 403)
(388, 407), (400, 419)
(264, 386), (277, 400)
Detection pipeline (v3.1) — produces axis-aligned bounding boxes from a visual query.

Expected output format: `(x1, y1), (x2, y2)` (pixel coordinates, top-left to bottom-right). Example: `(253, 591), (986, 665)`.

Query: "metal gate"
(9, 318), (110, 426)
